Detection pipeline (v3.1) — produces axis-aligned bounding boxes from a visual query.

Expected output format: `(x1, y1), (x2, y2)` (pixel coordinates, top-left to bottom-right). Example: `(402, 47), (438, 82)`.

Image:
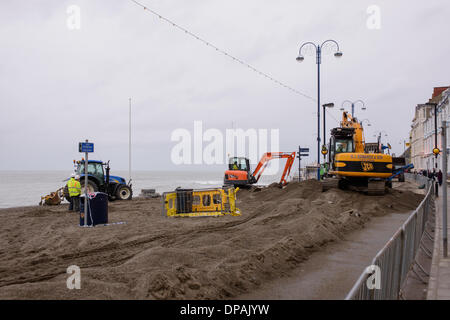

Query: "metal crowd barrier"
(346, 173), (433, 299)
(162, 187), (241, 217)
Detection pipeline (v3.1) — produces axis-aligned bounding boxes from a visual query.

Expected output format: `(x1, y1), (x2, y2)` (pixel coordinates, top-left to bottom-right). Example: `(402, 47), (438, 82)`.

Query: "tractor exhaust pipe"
(105, 161), (110, 193)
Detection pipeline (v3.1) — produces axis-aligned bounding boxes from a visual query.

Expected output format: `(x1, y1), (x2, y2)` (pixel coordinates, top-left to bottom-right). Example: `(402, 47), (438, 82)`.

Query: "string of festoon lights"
(129, 0), (339, 123)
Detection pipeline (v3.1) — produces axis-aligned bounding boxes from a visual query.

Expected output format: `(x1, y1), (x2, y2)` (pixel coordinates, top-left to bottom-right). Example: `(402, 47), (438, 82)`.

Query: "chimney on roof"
(432, 86), (450, 99)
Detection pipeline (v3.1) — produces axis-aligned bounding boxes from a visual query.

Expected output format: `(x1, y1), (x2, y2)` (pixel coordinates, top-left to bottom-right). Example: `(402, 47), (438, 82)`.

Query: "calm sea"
(0, 170), (286, 208)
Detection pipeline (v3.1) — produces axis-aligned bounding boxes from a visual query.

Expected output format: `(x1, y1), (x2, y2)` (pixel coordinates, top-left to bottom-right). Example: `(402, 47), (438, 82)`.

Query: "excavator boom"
(252, 152), (296, 186)
(341, 111), (365, 153)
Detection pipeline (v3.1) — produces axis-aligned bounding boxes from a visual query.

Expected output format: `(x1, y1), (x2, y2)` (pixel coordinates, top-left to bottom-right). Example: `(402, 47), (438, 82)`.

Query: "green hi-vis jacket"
(67, 178), (81, 197)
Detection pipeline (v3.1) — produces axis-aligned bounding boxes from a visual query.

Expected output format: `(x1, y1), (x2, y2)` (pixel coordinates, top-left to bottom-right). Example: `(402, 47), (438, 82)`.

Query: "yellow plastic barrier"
(162, 187), (240, 217)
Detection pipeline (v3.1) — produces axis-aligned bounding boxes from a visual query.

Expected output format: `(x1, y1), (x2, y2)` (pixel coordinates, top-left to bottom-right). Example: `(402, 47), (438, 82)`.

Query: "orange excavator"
(223, 152), (296, 187)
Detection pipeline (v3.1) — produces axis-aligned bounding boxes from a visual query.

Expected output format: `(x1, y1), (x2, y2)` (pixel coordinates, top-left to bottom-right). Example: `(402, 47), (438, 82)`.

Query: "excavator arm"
(341, 112), (365, 153)
(252, 152), (296, 186)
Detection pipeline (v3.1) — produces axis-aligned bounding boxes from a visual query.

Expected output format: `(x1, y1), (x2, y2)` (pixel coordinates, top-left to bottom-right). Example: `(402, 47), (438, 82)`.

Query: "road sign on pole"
(79, 142), (94, 153)
(298, 146), (309, 182)
(79, 140), (94, 227)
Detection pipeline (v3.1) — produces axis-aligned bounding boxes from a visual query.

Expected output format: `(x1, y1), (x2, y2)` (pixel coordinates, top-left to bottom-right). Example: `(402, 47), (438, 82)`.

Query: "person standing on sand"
(67, 174), (81, 212)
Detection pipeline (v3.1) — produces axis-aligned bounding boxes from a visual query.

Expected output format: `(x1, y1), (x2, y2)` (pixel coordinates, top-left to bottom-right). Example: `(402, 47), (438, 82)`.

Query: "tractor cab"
(76, 160), (105, 187)
(71, 160), (132, 201)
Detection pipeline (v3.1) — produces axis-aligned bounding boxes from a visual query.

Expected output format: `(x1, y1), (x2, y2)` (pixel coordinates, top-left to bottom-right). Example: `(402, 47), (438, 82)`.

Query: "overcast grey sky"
(0, 0), (449, 171)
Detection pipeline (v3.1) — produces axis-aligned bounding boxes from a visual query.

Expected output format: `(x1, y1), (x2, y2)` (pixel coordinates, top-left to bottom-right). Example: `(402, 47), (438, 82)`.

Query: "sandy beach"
(0, 180), (424, 299)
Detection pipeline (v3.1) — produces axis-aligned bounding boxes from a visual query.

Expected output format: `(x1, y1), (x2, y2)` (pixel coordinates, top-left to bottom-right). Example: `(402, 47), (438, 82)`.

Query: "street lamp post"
(360, 119), (371, 127)
(340, 100), (366, 118)
(374, 130), (388, 138)
(374, 131), (388, 153)
(296, 40), (343, 180)
(426, 103), (440, 169)
(441, 120), (448, 258)
(426, 102), (440, 196)
(322, 103), (334, 160)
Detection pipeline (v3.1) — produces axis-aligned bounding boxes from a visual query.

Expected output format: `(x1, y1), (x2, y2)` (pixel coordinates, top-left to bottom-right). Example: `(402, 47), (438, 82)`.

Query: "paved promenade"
(427, 186), (450, 300)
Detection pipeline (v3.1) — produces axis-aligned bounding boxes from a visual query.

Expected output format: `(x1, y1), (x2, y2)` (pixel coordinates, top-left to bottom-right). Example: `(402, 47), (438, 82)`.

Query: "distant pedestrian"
(438, 170), (443, 186)
(428, 170), (433, 180)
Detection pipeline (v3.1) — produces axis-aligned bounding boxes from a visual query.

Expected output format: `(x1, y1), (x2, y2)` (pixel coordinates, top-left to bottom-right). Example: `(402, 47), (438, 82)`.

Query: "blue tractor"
(71, 160), (133, 201)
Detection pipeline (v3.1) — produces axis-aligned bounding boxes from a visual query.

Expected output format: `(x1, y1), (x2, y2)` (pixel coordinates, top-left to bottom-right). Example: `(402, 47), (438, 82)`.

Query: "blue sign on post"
(79, 142), (94, 153)
(299, 148), (310, 152)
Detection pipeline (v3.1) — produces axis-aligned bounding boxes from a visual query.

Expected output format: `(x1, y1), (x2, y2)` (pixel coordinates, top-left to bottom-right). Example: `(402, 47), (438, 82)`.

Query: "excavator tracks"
(367, 180), (386, 196)
(321, 178), (340, 191)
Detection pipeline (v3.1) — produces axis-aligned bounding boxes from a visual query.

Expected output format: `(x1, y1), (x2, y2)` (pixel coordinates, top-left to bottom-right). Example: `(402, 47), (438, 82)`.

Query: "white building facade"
(410, 104), (430, 171)
(423, 88), (450, 172)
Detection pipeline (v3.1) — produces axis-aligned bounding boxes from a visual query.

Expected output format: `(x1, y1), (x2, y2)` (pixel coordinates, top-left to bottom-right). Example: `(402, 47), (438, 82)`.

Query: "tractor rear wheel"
(80, 180), (98, 194)
(116, 185), (132, 200)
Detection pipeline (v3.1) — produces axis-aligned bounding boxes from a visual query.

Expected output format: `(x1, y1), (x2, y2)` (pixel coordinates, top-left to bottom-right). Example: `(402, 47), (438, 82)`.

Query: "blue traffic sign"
(299, 148), (310, 152)
(297, 153), (309, 158)
(79, 142), (94, 153)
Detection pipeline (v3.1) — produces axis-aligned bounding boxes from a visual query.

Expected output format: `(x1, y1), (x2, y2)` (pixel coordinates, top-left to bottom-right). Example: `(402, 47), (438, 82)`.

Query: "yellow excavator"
(326, 111), (393, 195)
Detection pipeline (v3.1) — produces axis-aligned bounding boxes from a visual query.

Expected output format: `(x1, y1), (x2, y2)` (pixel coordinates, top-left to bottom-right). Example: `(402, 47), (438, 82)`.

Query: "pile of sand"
(0, 180), (424, 299)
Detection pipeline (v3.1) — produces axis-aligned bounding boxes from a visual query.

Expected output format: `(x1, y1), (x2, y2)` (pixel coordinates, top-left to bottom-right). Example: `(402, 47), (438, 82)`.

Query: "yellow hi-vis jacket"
(67, 178), (81, 197)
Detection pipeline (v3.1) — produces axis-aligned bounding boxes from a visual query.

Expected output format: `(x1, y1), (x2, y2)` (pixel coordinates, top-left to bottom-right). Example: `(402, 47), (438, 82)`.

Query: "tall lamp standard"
(374, 130), (388, 141)
(426, 102), (440, 169)
(340, 100), (366, 118)
(374, 131), (388, 152)
(322, 103), (334, 160)
(426, 102), (440, 196)
(399, 140), (406, 154)
(360, 119), (371, 127)
(296, 40), (343, 180)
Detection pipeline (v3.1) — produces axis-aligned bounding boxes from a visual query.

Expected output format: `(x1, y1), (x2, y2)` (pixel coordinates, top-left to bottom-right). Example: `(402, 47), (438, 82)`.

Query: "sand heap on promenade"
(0, 180), (424, 299)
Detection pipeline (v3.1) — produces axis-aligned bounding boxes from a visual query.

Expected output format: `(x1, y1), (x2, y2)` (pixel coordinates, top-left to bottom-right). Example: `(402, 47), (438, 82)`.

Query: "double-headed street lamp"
(360, 119), (371, 127)
(374, 130), (388, 140)
(340, 100), (366, 118)
(399, 140), (406, 154)
(296, 40), (343, 180)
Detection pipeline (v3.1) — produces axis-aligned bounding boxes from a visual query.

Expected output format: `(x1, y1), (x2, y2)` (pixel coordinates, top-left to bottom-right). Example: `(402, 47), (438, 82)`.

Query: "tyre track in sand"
(0, 207), (263, 289)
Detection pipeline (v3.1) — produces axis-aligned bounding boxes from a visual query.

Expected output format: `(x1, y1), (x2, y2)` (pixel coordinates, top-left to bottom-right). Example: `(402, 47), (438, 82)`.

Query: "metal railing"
(346, 173), (434, 299)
